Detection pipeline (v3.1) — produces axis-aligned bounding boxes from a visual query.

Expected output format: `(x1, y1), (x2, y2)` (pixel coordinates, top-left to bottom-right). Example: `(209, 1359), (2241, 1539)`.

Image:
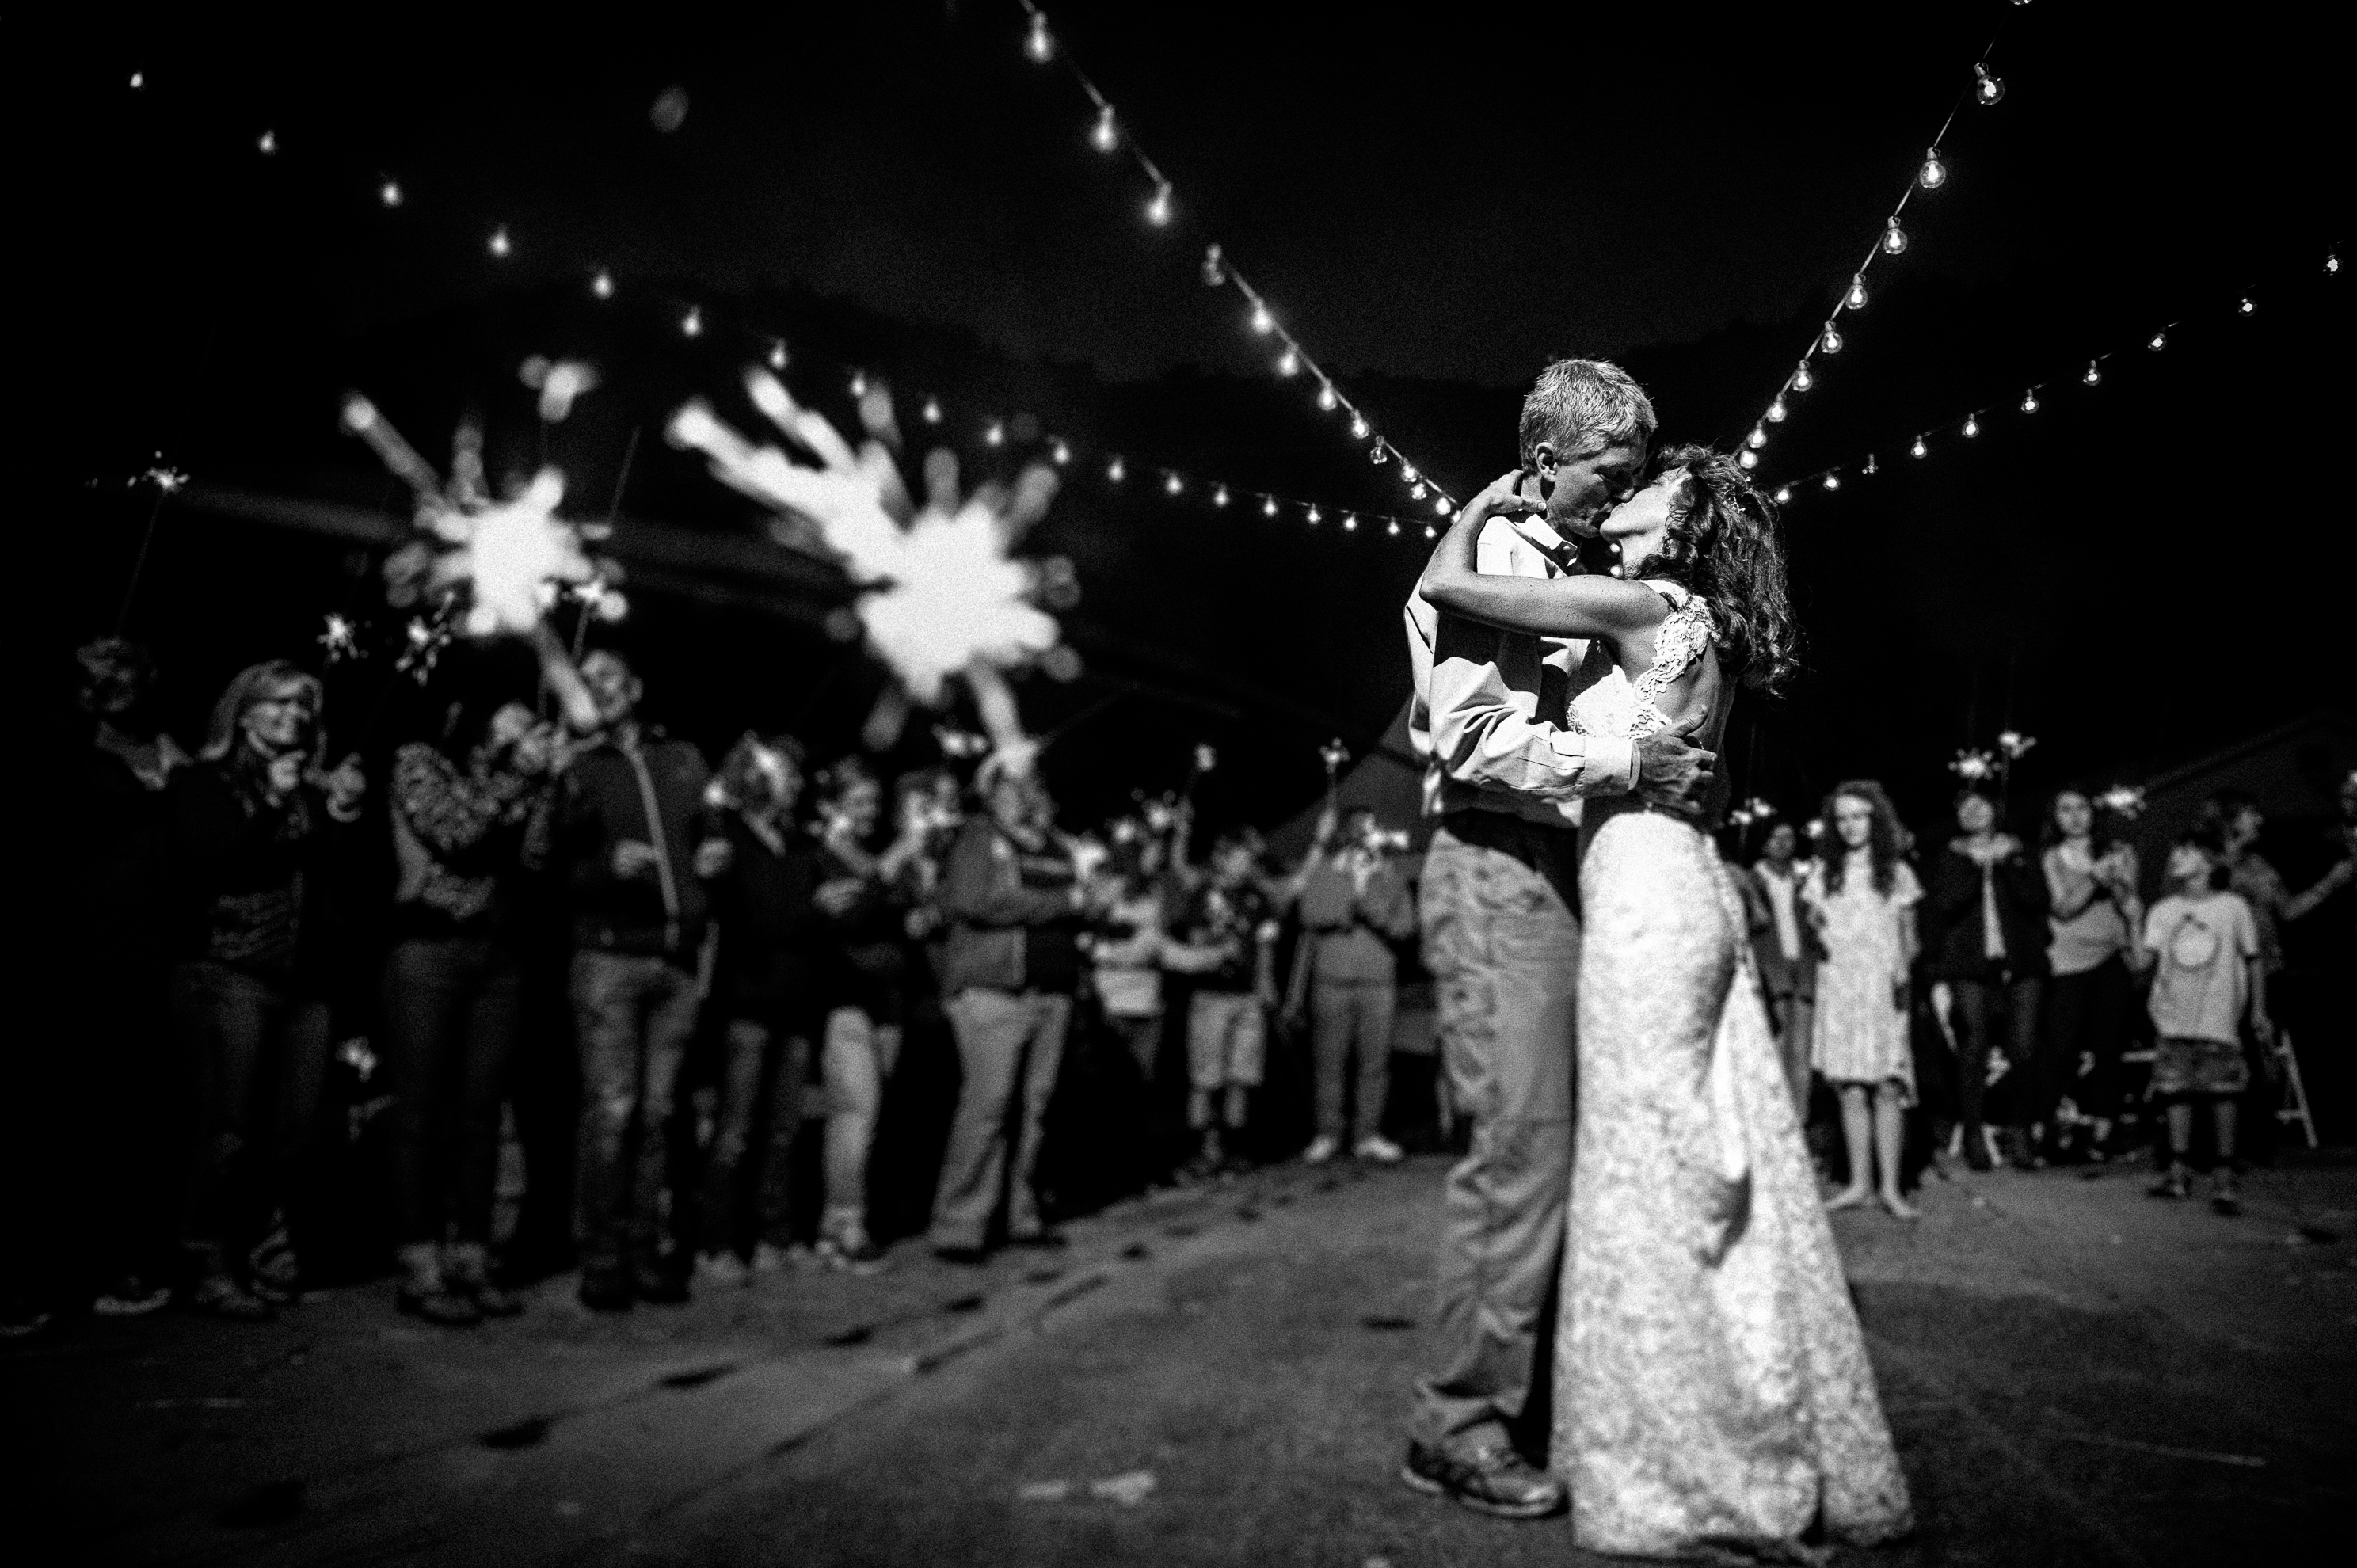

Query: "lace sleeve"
(1632, 583), (1717, 707)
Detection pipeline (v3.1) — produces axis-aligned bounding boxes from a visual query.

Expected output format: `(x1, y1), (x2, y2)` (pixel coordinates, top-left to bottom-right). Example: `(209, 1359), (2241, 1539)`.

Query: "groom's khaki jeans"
(1411, 816), (1582, 1454)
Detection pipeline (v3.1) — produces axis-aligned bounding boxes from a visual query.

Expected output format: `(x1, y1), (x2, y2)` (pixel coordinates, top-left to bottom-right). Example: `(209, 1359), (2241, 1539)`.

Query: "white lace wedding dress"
(1552, 583), (1914, 1559)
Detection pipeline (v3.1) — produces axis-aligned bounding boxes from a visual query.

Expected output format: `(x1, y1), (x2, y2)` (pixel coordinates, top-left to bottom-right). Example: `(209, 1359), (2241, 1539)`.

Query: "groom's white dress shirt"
(1403, 515), (1638, 829)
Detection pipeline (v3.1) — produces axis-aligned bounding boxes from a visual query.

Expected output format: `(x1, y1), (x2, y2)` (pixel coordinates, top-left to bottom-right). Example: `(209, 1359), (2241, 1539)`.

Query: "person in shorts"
(1165, 832), (1279, 1177)
(2140, 828), (2271, 1214)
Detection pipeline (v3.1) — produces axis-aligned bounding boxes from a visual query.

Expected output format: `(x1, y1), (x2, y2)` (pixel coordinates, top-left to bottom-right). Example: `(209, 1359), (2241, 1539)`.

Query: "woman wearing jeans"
(166, 662), (364, 1319)
(381, 697), (558, 1323)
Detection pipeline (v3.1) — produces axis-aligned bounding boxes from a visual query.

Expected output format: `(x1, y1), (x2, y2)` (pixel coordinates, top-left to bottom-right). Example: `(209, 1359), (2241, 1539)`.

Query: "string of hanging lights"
(1010, 0), (1458, 519)
(1737, 11), (2026, 474)
(1765, 246), (2341, 504)
(110, 59), (1445, 547)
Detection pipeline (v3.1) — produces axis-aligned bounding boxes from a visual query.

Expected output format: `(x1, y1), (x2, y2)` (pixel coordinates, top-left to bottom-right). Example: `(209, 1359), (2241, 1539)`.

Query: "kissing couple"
(1399, 358), (1913, 1558)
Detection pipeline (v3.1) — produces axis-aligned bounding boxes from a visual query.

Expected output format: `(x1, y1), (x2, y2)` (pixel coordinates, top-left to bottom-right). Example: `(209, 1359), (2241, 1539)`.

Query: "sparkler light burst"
(668, 371), (1066, 713)
(345, 394), (619, 639)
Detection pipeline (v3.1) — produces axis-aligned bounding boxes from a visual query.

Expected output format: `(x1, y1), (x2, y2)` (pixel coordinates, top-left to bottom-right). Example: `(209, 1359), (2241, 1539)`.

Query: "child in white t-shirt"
(2139, 830), (2272, 1213)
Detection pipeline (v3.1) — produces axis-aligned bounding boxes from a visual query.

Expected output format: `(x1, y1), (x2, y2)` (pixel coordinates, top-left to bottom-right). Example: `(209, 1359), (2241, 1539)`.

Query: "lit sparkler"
(2096, 784), (2147, 820)
(667, 369), (1068, 760)
(1949, 748), (2001, 782)
(318, 613), (362, 664)
(1996, 730), (2038, 761)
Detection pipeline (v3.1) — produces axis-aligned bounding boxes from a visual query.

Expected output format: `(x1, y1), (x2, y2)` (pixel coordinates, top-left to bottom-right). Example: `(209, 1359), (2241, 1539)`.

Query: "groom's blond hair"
(1517, 359), (1656, 467)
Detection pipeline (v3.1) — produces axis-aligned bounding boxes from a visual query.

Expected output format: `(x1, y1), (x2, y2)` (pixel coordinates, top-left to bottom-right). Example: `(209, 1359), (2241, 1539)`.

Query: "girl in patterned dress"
(1803, 780), (1923, 1220)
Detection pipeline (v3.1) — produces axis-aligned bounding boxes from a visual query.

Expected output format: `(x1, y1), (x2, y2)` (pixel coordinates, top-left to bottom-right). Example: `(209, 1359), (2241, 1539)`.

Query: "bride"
(1419, 447), (1913, 1559)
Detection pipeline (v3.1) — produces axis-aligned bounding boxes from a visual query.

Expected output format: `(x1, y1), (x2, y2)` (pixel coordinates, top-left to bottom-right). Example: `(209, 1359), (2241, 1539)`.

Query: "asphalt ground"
(10, 1149), (2351, 1567)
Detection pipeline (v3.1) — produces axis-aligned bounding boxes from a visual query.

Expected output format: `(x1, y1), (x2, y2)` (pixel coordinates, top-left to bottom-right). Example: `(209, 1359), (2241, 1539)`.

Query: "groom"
(1399, 358), (1713, 1517)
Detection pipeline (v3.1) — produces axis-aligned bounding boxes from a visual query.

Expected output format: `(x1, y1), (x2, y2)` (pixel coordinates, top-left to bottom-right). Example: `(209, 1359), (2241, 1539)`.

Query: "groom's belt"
(1434, 809), (1583, 915)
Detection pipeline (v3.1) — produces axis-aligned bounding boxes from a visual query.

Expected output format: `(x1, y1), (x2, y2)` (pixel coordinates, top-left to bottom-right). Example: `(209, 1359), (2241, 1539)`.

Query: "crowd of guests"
(1738, 774), (2356, 1221)
(25, 634), (1433, 1334)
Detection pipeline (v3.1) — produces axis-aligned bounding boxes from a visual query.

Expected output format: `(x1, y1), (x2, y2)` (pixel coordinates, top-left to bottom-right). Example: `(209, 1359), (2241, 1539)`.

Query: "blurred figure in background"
(1748, 819), (1819, 1119)
(1803, 783), (1922, 1220)
(381, 687), (566, 1326)
(2038, 788), (2142, 1162)
(1289, 806), (1417, 1165)
(699, 734), (822, 1286)
(1924, 787), (2050, 1170)
(927, 762), (1087, 1263)
(809, 758), (931, 1272)
(166, 662), (366, 1319)
(1164, 830), (1280, 1178)
(557, 650), (729, 1311)
(2140, 828), (2269, 1212)
(65, 639), (189, 1320)
(1086, 829), (1172, 1148)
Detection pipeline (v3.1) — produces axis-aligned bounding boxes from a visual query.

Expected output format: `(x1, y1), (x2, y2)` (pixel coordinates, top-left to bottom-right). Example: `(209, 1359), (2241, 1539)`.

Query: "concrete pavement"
(10, 1151), (2351, 1566)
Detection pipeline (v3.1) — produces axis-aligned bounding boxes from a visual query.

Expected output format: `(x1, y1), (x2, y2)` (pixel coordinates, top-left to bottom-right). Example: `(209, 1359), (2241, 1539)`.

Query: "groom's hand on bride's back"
(1633, 713), (1715, 816)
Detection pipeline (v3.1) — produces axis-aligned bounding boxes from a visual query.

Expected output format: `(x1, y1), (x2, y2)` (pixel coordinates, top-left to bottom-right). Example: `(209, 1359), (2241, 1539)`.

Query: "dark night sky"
(34, 2), (2355, 835)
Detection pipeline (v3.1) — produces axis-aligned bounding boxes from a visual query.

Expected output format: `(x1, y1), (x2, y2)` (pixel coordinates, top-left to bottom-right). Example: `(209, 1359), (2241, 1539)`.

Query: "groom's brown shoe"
(1400, 1439), (1567, 1520)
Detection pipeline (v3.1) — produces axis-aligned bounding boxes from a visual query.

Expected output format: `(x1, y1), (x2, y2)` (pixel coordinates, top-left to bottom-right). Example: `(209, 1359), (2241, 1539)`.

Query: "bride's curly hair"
(1623, 443), (1800, 695)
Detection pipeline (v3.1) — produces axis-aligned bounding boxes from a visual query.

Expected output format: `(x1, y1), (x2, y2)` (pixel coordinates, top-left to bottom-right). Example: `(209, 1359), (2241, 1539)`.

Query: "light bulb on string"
(1388, 520), (1400, 537)
(2328, 249), (2341, 274)
(1213, 485), (1230, 508)
(1201, 245), (1226, 287)
(849, 371), (869, 398)
(2148, 331), (2167, 351)
(130, 70), (145, 89)
(984, 421), (1006, 448)
(1910, 436), (1928, 459)
(1974, 64), (2005, 105)
(1369, 443), (1389, 466)
(1262, 497), (1278, 517)
(257, 130), (277, 155)
(1350, 414), (1369, 440)
(1738, 450), (1759, 470)
(1845, 276), (1868, 310)
(1792, 360), (1814, 392)
(1767, 398), (1788, 424)
(1747, 427), (1767, 450)
(379, 178), (404, 208)
(1411, 482), (1427, 500)
(1822, 325), (1844, 353)
(921, 398), (942, 424)
(1091, 105), (1118, 153)
(1163, 473), (1183, 496)
(1145, 183), (1172, 226)
(1049, 440), (1072, 466)
(1249, 301), (1274, 335)
(1107, 456), (1126, 483)
(1276, 347), (1300, 376)
(1918, 147), (1948, 189)
(1402, 465), (1419, 483)
(1317, 384), (1338, 412)
(767, 341), (788, 371)
(1864, 454), (1879, 475)
(1963, 414), (1980, 438)
(1774, 486), (1792, 504)
(2020, 389), (2039, 413)
(1882, 217), (1908, 256)
(2083, 360), (2102, 386)
(2239, 296), (2256, 315)
(592, 270), (615, 299)
(1343, 514), (1359, 532)
(1306, 506), (1323, 525)
(1025, 13), (1054, 62)
(1424, 524), (1437, 539)
(1435, 497), (1453, 516)
(680, 307), (703, 337)
(488, 226), (512, 259)
(1823, 473), (1841, 490)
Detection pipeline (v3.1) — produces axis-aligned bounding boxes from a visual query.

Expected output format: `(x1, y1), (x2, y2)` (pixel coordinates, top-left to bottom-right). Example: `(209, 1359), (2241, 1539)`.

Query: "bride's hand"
(1464, 470), (1541, 526)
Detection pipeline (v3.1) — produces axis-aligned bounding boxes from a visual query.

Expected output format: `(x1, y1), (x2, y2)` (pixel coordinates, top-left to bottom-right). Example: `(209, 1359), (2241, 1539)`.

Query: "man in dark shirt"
(555, 651), (729, 1309)
(926, 761), (1087, 1262)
